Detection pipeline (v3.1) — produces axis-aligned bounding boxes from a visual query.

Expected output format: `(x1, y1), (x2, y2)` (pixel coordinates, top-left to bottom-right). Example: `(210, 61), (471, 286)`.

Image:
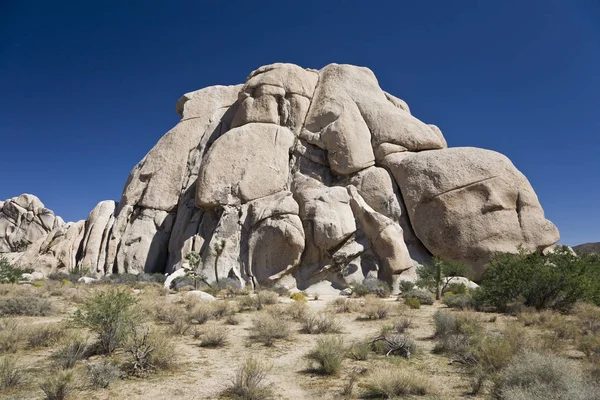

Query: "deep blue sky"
(1, 1), (598, 246)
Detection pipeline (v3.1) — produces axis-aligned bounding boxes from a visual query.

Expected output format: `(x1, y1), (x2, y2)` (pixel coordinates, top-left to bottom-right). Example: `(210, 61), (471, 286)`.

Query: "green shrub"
(475, 247), (600, 311)
(289, 292), (307, 302)
(224, 356), (273, 400)
(40, 370), (75, 400)
(493, 350), (600, 400)
(417, 257), (473, 300)
(249, 313), (290, 346)
(405, 298), (420, 309)
(300, 313), (341, 334)
(446, 282), (468, 295)
(403, 289), (434, 305)
(0, 355), (23, 389)
(352, 279), (390, 298)
(398, 280), (415, 293)
(71, 288), (140, 354)
(85, 362), (122, 389)
(362, 368), (432, 398)
(0, 256), (33, 283)
(443, 293), (474, 310)
(0, 295), (52, 316)
(305, 336), (345, 375)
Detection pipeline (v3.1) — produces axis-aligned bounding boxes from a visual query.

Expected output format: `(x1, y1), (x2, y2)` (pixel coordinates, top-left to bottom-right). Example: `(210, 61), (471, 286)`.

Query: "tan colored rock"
(196, 123), (295, 207)
(388, 147), (560, 278)
(0, 194), (64, 252)
(77, 200), (116, 274)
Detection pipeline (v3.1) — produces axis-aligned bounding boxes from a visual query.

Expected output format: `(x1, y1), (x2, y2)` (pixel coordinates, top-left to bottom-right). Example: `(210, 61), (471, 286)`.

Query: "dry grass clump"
(237, 295), (258, 312)
(0, 295), (52, 316)
(286, 300), (309, 320)
(153, 301), (185, 324)
(0, 319), (22, 353)
(256, 291), (279, 308)
(188, 301), (215, 324)
(300, 312), (341, 334)
(249, 313), (291, 346)
(329, 297), (355, 313)
(198, 325), (228, 347)
(225, 314), (240, 325)
(52, 335), (90, 369)
(223, 356), (273, 400)
(305, 336), (345, 375)
(0, 355), (23, 389)
(362, 367), (433, 398)
(372, 327), (417, 358)
(404, 298), (420, 309)
(492, 349), (600, 400)
(40, 370), (75, 400)
(573, 302), (600, 335)
(360, 297), (390, 320)
(25, 323), (65, 349)
(124, 326), (176, 376)
(85, 362), (122, 389)
(348, 340), (371, 361)
(392, 317), (412, 334)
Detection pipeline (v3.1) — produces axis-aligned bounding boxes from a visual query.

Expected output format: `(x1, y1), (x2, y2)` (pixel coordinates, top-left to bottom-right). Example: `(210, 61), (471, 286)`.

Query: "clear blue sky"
(1, 1), (598, 246)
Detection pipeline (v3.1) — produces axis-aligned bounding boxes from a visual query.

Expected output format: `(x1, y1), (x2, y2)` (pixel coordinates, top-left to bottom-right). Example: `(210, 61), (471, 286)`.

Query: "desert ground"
(0, 279), (598, 400)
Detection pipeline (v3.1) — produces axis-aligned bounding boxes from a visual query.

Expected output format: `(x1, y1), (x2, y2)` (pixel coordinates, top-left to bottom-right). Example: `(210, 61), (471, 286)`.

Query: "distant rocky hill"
(573, 242), (600, 255)
(5, 63), (560, 288)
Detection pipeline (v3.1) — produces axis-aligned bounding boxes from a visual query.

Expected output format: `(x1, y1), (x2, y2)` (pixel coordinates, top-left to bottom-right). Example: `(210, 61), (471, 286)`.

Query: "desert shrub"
(0, 355), (23, 389)
(348, 340), (371, 360)
(153, 301), (185, 324)
(362, 367), (432, 398)
(286, 300), (308, 320)
(212, 300), (235, 319)
(329, 297), (353, 313)
(398, 280), (415, 293)
(268, 285), (290, 297)
(72, 288), (140, 354)
(417, 257), (473, 300)
(392, 317), (412, 334)
(443, 293), (474, 310)
(446, 282), (468, 295)
(26, 324), (64, 348)
(493, 350), (600, 400)
(237, 295), (258, 312)
(169, 316), (191, 335)
(188, 301), (215, 324)
(0, 319), (21, 353)
(289, 292), (307, 302)
(475, 247), (600, 312)
(40, 370), (75, 400)
(371, 333), (417, 358)
(224, 356), (273, 400)
(198, 325), (228, 347)
(256, 291), (279, 309)
(0, 257), (33, 283)
(360, 297), (390, 320)
(300, 313), (341, 334)
(249, 313), (290, 346)
(52, 336), (89, 369)
(85, 362), (122, 389)
(403, 289), (434, 305)
(353, 279), (390, 298)
(124, 326), (176, 375)
(573, 302), (600, 335)
(404, 298), (420, 309)
(305, 336), (345, 375)
(0, 295), (52, 316)
(433, 311), (483, 360)
(578, 333), (600, 358)
(225, 314), (240, 325)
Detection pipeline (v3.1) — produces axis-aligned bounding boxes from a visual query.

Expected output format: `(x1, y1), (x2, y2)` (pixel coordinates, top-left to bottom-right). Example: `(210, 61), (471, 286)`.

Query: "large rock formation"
(8, 63), (559, 286)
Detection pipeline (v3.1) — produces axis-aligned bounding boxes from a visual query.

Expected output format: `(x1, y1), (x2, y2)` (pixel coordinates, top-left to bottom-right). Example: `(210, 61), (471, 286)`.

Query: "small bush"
(237, 295), (258, 312)
(212, 301), (234, 319)
(348, 340), (371, 361)
(286, 300), (309, 320)
(224, 356), (273, 400)
(392, 317), (412, 334)
(40, 370), (75, 400)
(71, 288), (140, 354)
(361, 297), (390, 320)
(403, 289), (434, 305)
(443, 293), (474, 310)
(198, 326), (228, 347)
(187, 301), (215, 324)
(125, 326), (176, 376)
(169, 316), (191, 336)
(256, 291), (279, 309)
(0, 355), (23, 389)
(574, 302), (600, 335)
(446, 282), (468, 295)
(249, 313), (290, 346)
(26, 324), (64, 348)
(372, 332), (417, 358)
(493, 350), (599, 400)
(300, 313), (341, 334)
(289, 292), (307, 302)
(578, 333), (600, 358)
(0, 296), (52, 316)
(52, 336), (89, 369)
(405, 298), (420, 309)
(85, 362), (122, 389)
(398, 280), (415, 293)
(153, 301), (185, 324)
(0, 319), (21, 353)
(353, 279), (390, 298)
(362, 368), (432, 398)
(305, 336), (345, 375)
(225, 314), (240, 325)
(330, 297), (354, 313)
(0, 257), (32, 283)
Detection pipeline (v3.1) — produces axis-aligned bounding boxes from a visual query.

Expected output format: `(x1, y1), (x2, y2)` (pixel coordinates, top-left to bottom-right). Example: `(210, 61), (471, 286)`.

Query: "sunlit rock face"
(9, 63), (559, 287)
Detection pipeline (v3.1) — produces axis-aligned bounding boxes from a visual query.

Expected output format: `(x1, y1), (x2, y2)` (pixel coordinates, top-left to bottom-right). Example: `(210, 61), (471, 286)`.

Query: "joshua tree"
(213, 240), (226, 284)
(183, 251), (208, 290)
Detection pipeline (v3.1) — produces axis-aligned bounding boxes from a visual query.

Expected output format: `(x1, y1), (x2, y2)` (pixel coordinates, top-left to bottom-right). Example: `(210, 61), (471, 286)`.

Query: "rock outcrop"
(0, 194), (64, 253)
(7, 63), (559, 287)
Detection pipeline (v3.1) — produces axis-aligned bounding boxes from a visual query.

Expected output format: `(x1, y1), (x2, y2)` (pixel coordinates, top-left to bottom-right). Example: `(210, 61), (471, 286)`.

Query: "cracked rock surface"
(7, 63), (559, 286)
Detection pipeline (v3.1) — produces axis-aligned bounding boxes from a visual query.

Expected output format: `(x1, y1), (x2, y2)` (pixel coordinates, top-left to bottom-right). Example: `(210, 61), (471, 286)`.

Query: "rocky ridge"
(5, 63), (560, 289)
